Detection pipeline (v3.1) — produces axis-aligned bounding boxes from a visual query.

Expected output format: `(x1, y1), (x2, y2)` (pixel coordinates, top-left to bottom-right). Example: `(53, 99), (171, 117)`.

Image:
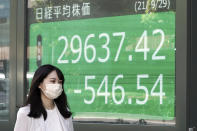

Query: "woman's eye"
(58, 80), (62, 84)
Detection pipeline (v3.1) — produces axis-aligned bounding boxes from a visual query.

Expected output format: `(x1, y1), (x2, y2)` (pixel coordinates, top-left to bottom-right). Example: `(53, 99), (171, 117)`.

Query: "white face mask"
(42, 84), (63, 99)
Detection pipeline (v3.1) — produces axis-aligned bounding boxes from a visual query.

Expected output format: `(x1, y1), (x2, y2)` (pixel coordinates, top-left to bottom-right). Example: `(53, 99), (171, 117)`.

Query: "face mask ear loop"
(39, 86), (45, 94)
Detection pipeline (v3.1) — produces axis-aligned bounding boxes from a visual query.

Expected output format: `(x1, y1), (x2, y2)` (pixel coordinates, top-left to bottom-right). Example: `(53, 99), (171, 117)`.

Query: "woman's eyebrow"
(49, 78), (56, 80)
(49, 78), (62, 82)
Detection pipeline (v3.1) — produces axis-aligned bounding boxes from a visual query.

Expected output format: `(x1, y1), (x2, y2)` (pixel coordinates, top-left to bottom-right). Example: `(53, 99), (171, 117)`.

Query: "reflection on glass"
(27, 0), (176, 126)
(0, 0), (10, 120)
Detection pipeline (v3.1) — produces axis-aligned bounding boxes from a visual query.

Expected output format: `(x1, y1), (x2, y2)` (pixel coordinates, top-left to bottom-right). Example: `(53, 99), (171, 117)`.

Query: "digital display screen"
(27, 0), (175, 125)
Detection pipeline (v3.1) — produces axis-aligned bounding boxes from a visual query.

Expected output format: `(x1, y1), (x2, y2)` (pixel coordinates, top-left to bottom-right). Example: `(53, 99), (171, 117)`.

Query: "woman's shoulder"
(15, 105), (32, 124)
(17, 105), (30, 116)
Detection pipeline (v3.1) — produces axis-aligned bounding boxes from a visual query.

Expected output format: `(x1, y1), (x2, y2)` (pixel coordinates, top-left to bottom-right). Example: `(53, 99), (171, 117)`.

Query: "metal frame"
(14, 0), (26, 130)
(73, 0), (189, 130)
(189, 0), (197, 129)
(16, 0), (26, 108)
(9, 0), (17, 129)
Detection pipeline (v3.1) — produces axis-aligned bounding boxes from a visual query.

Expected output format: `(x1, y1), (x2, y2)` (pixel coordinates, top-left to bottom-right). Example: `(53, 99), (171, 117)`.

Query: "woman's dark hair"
(25, 64), (72, 120)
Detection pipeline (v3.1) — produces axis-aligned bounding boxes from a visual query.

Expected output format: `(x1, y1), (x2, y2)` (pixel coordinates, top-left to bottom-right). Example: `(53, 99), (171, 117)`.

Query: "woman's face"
(39, 70), (62, 90)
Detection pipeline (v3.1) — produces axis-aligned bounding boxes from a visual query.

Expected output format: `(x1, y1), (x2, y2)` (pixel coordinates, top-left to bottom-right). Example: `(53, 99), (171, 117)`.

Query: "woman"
(14, 64), (74, 131)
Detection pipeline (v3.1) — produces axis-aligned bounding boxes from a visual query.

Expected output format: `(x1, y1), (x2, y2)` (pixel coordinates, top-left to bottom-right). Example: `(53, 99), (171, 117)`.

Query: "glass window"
(27, 0), (176, 126)
(0, 0), (10, 120)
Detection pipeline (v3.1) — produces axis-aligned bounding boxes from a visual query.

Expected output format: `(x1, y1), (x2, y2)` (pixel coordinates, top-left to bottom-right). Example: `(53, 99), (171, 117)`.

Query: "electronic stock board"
(27, 0), (176, 124)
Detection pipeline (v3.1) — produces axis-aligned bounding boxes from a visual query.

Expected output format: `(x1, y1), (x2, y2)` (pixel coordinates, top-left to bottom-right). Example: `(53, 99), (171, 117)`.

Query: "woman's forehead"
(46, 71), (58, 79)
